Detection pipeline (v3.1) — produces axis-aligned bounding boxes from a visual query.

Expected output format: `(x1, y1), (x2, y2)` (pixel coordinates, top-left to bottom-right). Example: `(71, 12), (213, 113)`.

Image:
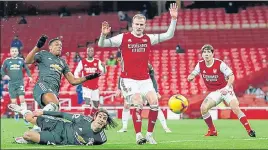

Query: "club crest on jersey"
(94, 63), (97, 66)
(128, 39), (132, 42)
(203, 70), (206, 74)
(213, 69), (217, 74)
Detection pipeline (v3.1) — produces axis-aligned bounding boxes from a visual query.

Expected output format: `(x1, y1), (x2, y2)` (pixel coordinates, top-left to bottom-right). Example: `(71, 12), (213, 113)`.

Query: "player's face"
(93, 112), (108, 130)
(132, 18), (146, 36)
(202, 49), (214, 62)
(87, 47), (94, 58)
(10, 48), (19, 57)
(49, 40), (62, 56)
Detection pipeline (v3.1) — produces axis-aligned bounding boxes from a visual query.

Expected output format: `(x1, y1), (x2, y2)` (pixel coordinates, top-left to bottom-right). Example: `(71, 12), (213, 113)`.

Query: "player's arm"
(64, 60), (101, 85)
(74, 60), (83, 78)
(98, 60), (107, 74)
(220, 62), (234, 89)
(64, 72), (100, 86)
(187, 63), (200, 82)
(23, 61), (32, 78)
(147, 3), (178, 45)
(98, 21), (123, 47)
(0, 60), (7, 77)
(25, 35), (48, 64)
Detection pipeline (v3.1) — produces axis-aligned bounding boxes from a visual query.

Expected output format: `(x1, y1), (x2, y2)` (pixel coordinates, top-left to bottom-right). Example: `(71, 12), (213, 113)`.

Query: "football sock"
(147, 105), (158, 133)
(238, 112), (252, 131)
(20, 102), (27, 111)
(157, 108), (168, 129)
(122, 107), (130, 129)
(132, 104), (142, 133)
(202, 112), (216, 131)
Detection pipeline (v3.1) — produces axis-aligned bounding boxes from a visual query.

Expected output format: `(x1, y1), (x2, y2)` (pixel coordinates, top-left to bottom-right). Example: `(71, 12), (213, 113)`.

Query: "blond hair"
(132, 14), (146, 21)
(201, 44), (214, 53)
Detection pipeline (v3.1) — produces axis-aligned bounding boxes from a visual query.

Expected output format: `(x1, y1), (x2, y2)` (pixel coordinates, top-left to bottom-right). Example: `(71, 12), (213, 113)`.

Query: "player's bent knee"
(150, 105), (159, 111)
(200, 105), (208, 114)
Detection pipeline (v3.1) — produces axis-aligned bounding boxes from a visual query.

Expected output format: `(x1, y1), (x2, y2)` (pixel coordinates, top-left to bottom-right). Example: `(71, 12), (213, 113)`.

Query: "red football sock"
(204, 115), (216, 131)
(132, 107), (142, 133)
(147, 109), (158, 132)
(239, 116), (252, 131)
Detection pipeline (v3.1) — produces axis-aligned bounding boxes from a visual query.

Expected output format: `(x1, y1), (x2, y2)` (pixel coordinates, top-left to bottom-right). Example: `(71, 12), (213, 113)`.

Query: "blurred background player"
(74, 46), (106, 116)
(117, 63), (171, 133)
(25, 35), (101, 131)
(8, 104), (117, 145)
(98, 3), (178, 144)
(1, 47), (33, 121)
(187, 44), (256, 137)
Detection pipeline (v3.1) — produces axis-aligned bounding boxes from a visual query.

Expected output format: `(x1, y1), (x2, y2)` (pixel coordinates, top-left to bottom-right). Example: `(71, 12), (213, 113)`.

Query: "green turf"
(1, 118), (268, 149)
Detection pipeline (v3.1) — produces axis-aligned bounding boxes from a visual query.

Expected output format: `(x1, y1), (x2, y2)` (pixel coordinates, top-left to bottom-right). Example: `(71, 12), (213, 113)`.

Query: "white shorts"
(120, 78), (155, 105)
(206, 89), (237, 105)
(82, 87), (99, 101)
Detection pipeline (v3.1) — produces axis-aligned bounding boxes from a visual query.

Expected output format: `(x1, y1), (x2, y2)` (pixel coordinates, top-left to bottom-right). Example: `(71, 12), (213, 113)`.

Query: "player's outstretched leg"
(157, 108), (171, 133)
(118, 103), (130, 133)
(131, 94), (146, 145)
(200, 98), (217, 136)
(146, 91), (159, 144)
(229, 99), (256, 137)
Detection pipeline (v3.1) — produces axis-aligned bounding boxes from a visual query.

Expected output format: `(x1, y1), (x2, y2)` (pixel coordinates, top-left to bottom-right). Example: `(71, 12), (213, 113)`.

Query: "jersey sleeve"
(191, 62), (200, 76)
(74, 60), (83, 78)
(220, 61), (233, 77)
(147, 19), (177, 45)
(63, 60), (71, 75)
(98, 34), (123, 47)
(34, 50), (44, 63)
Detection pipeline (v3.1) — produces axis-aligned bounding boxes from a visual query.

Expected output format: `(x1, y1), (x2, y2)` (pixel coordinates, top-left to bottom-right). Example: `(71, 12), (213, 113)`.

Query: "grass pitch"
(1, 118), (268, 149)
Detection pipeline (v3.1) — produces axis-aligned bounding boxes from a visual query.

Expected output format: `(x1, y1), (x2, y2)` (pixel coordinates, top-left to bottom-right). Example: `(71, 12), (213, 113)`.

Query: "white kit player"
(74, 46), (106, 116)
(98, 3), (178, 145)
(187, 44), (256, 137)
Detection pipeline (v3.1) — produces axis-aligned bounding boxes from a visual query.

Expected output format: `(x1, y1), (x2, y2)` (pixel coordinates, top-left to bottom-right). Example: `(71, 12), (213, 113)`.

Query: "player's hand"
(3, 75), (10, 80)
(187, 74), (195, 82)
(157, 92), (161, 99)
(85, 72), (101, 80)
(169, 3), (178, 20)
(28, 77), (33, 83)
(36, 35), (48, 48)
(101, 21), (111, 36)
(33, 110), (43, 117)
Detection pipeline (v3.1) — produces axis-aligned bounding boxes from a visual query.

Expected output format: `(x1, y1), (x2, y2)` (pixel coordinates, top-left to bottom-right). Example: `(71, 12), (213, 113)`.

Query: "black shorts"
(36, 116), (64, 145)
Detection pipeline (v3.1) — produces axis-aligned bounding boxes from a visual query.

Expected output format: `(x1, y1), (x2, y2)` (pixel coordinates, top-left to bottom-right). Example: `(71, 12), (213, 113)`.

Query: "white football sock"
(157, 108), (168, 129)
(20, 102), (27, 111)
(122, 107), (130, 129)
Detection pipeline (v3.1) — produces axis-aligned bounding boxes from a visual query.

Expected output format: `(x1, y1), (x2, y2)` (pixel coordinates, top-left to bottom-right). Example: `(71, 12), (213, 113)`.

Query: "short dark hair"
(201, 44), (214, 53)
(48, 38), (61, 45)
(94, 108), (118, 130)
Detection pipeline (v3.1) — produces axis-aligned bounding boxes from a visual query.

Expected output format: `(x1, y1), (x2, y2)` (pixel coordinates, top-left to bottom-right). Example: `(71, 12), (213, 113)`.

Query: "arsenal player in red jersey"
(74, 46), (106, 116)
(188, 44), (256, 137)
(98, 3), (178, 145)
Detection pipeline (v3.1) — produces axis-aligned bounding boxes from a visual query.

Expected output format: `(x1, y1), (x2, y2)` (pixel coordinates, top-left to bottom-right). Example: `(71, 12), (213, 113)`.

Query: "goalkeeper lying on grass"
(8, 104), (117, 145)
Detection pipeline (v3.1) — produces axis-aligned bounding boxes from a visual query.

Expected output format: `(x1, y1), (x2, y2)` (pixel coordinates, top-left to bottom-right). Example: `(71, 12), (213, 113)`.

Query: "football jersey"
(75, 58), (101, 90)
(120, 32), (151, 80)
(192, 58), (233, 91)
